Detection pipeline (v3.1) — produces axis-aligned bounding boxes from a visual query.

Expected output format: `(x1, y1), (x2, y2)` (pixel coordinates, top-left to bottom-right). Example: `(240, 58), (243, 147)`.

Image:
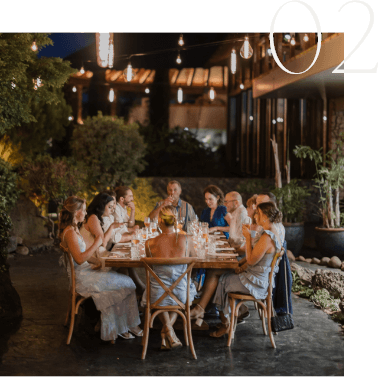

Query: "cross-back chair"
(227, 248), (285, 348)
(61, 246), (91, 345)
(140, 257), (198, 360)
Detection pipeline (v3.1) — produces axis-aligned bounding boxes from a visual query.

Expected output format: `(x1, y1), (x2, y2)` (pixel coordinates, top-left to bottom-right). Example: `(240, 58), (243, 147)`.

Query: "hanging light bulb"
(284, 33), (291, 41)
(72, 86), (77, 93)
(178, 34), (184, 46)
(290, 37), (296, 46)
(33, 77), (42, 90)
(145, 88), (150, 94)
(303, 33), (309, 42)
(109, 88), (115, 102)
(230, 49), (237, 74)
(80, 66), (85, 74)
(240, 36), (253, 59)
(240, 83), (244, 90)
(177, 88), (183, 104)
(176, 52), (182, 64)
(96, 33), (114, 68)
(267, 48), (272, 56)
(31, 41), (38, 52)
(126, 62), (134, 82)
(209, 87), (216, 101)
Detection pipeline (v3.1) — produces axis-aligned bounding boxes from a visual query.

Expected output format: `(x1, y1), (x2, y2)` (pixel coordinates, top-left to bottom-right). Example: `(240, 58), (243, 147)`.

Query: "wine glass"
(141, 227), (148, 241)
(243, 217), (252, 229)
(132, 232), (140, 246)
(144, 217), (151, 229)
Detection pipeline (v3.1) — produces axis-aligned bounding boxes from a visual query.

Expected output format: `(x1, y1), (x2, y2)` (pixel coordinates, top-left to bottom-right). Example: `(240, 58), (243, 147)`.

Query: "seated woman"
(82, 192), (146, 296)
(200, 185), (231, 239)
(142, 205), (196, 350)
(210, 201), (283, 337)
(59, 196), (141, 342)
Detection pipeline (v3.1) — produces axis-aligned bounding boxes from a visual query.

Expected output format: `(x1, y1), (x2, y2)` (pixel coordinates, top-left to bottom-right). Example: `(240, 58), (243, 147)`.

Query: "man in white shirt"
(114, 186), (136, 229)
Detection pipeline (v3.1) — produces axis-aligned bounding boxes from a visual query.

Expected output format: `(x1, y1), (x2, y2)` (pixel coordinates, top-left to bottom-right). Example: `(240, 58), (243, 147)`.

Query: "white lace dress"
(60, 228), (140, 341)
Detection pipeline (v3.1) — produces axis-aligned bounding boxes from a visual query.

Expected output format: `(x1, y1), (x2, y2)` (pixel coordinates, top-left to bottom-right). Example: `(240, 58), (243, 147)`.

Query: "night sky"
(38, 33), (94, 58)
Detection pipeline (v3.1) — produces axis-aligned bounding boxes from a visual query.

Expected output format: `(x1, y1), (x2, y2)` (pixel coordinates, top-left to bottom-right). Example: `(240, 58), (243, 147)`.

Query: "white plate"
(215, 247), (235, 251)
(117, 242), (132, 246)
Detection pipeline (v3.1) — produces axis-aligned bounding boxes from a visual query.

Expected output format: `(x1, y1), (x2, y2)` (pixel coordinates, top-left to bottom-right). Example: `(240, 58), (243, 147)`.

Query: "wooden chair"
(140, 257), (198, 360)
(61, 246), (91, 345)
(227, 249), (285, 348)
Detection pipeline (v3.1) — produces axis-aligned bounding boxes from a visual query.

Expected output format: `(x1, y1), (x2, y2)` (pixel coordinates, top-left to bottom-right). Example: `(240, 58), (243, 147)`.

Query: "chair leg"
(261, 308), (267, 335)
(227, 297), (236, 347)
(186, 308), (197, 359)
(141, 308), (151, 360)
(66, 297), (76, 345)
(182, 313), (189, 347)
(64, 294), (71, 327)
(267, 303), (276, 349)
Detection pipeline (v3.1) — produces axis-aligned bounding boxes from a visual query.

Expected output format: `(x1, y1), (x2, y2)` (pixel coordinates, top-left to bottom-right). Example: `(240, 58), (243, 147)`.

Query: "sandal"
(129, 325), (144, 337)
(118, 332), (135, 340)
(190, 304), (205, 327)
(210, 323), (229, 338)
(163, 325), (182, 348)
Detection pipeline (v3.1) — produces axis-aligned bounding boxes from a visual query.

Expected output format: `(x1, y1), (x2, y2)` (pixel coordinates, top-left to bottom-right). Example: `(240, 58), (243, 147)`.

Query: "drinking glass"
(243, 217), (252, 229)
(208, 239), (216, 254)
(177, 216), (185, 231)
(150, 222), (157, 234)
(132, 232), (140, 246)
(131, 245), (140, 260)
(144, 217), (151, 229)
(141, 227), (148, 241)
(197, 238), (206, 259)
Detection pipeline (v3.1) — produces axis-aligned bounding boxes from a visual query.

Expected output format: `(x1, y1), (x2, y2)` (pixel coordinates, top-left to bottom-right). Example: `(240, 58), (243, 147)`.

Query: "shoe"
(237, 310), (250, 323)
(129, 325), (144, 337)
(210, 323), (229, 338)
(160, 329), (171, 351)
(118, 332), (135, 340)
(163, 325), (182, 349)
(190, 304), (205, 327)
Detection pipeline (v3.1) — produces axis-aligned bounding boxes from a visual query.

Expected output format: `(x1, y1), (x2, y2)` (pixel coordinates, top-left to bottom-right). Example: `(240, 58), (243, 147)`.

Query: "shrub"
(72, 113), (146, 193)
(236, 178), (271, 195)
(0, 157), (20, 212)
(0, 197), (12, 272)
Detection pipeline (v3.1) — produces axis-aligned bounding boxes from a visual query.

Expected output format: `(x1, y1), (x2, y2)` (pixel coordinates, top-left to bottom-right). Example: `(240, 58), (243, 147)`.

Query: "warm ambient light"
(126, 63), (133, 82)
(267, 48), (272, 56)
(230, 49), (237, 74)
(68, 116), (73, 121)
(96, 33), (114, 68)
(303, 33), (309, 42)
(177, 88), (183, 103)
(31, 41), (38, 52)
(80, 66), (85, 74)
(209, 87), (216, 101)
(240, 83), (244, 90)
(109, 88), (114, 102)
(33, 77), (42, 90)
(176, 53), (182, 64)
(72, 86), (77, 93)
(240, 36), (253, 59)
(290, 37), (296, 46)
(145, 88), (150, 94)
(284, 33), (291, 41)
(178, 34), (184, 46)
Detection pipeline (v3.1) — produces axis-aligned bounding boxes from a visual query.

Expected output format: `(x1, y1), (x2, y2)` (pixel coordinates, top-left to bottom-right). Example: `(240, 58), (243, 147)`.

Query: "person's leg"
(210, 311), (230, 337)
(158, 312), (181, 349)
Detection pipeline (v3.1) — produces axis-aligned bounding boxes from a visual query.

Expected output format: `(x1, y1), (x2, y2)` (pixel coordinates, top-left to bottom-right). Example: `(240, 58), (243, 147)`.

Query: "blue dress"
(60, 228), (140, 341)
(200, 205), (229, 239)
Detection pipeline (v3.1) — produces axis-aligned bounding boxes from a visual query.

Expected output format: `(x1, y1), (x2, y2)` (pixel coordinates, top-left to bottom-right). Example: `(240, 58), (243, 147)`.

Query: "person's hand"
(90, 258), (102, 270)
(111, 222), (124, 230)
(131, 225), (139, 233)
(235, 266), (244, 274)
(242, 225), (251, 239)
(127, 202), (135, 211)
(250, 224), (262, 232)
(162, 196), (173, 207)
(209, 227), (218, 233)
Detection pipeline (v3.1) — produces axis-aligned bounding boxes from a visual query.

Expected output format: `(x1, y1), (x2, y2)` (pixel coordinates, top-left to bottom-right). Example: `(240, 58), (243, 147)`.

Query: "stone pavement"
(0, 250), (344, 376)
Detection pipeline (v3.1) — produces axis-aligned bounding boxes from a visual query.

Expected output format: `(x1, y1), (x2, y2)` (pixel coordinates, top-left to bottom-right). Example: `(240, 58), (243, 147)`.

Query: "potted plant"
(294, 135), (344, 259)
(272, 179), (311, 256)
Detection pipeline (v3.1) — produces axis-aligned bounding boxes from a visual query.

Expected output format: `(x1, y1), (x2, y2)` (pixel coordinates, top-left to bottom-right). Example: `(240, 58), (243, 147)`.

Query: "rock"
(7, 254), (15, 259)
(312, 269), (344, 299)
(23, 238), (54, 253)
(328, 256), (342, 269)
(16, 246), (29, 256)
(341, 262), (344, 271)
(305, 258), (312, 263)
(6, 236), (17, 253)
(16, 237), (23, 245)
(287, 250), (295, 261)
(296, 255), (306, 261)
(290, 262), (314, 285)
(312, 258), (321, 264)
(320, 257), (330, 266)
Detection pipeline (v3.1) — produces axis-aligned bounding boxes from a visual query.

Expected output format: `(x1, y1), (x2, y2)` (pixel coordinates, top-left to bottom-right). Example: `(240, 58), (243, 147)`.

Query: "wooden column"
(300, 99), (304, 177)
(283, 99), (288, 179)
(265, 99), (272, 177)
(77, 84), (83, 124)
(256, 98), (261, 176)
(253, 34), (260, 79)
(264, 39), (270, 74)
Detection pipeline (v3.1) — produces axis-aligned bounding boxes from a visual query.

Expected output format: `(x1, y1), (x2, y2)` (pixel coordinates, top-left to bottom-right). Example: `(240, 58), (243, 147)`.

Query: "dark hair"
(257, 201), (282, 223)
(58, 196), (86, 236)
(258, 192), (277, 205)
(102, 190), (116, 198)
(85, 193), (114, 226)
(168, 180), (181, 190)
(203, 185), (224, 206)
(115, 186), (131, 201)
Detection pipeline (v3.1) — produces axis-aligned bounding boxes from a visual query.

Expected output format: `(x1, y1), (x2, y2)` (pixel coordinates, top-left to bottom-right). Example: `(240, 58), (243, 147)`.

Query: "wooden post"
(77, 84), (83, 124)
(271, 134), (282, 189)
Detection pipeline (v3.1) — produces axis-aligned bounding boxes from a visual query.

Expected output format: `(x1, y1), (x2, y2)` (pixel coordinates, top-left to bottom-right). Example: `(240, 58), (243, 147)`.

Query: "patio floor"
(0, 249), (344, 376)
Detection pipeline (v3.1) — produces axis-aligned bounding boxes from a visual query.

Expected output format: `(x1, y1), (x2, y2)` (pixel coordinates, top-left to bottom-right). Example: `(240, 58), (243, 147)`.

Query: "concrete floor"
(0, 249), (344, 376)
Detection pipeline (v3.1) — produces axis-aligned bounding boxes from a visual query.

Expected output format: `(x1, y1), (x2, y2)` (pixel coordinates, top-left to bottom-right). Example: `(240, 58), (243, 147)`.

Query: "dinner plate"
(207, 252), (238, 258)
(215, 247), (235, 251)
(117, 242), (132, 246)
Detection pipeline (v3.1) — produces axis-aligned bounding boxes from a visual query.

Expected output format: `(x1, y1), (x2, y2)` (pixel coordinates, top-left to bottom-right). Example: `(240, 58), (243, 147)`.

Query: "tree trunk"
(328, 183), (335, 228)
(335, 188), (340, 227)
(271, 135), (283, 209)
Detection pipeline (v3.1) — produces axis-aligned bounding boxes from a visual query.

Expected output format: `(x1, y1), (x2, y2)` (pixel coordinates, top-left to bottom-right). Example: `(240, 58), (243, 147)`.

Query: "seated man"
(190, 191), (251, 323)
(149, 180), (196, 232)
(114, 186), (138, 232)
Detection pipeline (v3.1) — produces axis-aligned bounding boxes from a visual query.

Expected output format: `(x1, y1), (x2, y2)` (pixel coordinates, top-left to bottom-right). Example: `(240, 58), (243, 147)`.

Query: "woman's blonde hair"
(58, 196), (86, 237)
(246, 194), (258, 208)
(159, 205), (179, 242)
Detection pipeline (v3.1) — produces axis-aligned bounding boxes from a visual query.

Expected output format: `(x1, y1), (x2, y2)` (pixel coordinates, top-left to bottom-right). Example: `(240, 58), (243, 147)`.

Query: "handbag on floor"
(271, 251), (294, 332)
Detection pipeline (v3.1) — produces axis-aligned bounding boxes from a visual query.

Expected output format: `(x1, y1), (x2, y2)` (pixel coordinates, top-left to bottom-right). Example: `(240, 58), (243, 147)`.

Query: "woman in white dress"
(59, 196), (142, 342)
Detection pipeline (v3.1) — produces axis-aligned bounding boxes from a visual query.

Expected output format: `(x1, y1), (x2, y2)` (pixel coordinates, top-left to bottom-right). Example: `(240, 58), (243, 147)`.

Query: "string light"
(109, 88), (115, 102)
(209, 87), (216, 101)
(126, 62), (134, 82)
(33, 77), (42, 90)
(290, 33), (296, 46)
(96, 33), (114, 68)
(267, 48), (272, 56)
(303, 33), (309, 42)
(72, 86), (77, 93)
(230, 49), (237, 74)
(80, 66), (85, 74)
(284, 33), (291, 41)
(31, 41), (38, 52)
(178, 34), (184, 46)
(68, 116), (74, 121)
(176, 52), (182, 64)
(240, 83), (244, 90)
(240, 36), (253, 59)
(145, 88), (150, 94)
(177, 87), (183, 103)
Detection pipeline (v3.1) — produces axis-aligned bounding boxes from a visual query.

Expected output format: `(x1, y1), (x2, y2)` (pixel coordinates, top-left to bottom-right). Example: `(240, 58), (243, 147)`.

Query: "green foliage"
(71, 113), (147, 194)
(0, 157), (20, 212)
(4, 87), (72, 158)
(130, 178), (162, 221)
(236, 178), (270, 195)
(291, 271), (314, 298)
(18, 154), (87, 210)
(310, 289), (341, 312)
(0, 196), (12, 272)
(140, 125), (225, 177)
(294, 133), (344, 228)
(0, 33), (76, 135)
(272, 179), (311, 223)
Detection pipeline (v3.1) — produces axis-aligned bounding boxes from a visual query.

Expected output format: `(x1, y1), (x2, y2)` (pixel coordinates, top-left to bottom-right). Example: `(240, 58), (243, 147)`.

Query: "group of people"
(59, 180), (285, 346)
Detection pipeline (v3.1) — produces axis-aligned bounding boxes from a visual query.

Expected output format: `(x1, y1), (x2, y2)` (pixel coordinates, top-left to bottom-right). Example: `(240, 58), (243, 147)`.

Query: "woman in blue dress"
(59, 196), (141, 343)
(200, 185), (231, 239)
